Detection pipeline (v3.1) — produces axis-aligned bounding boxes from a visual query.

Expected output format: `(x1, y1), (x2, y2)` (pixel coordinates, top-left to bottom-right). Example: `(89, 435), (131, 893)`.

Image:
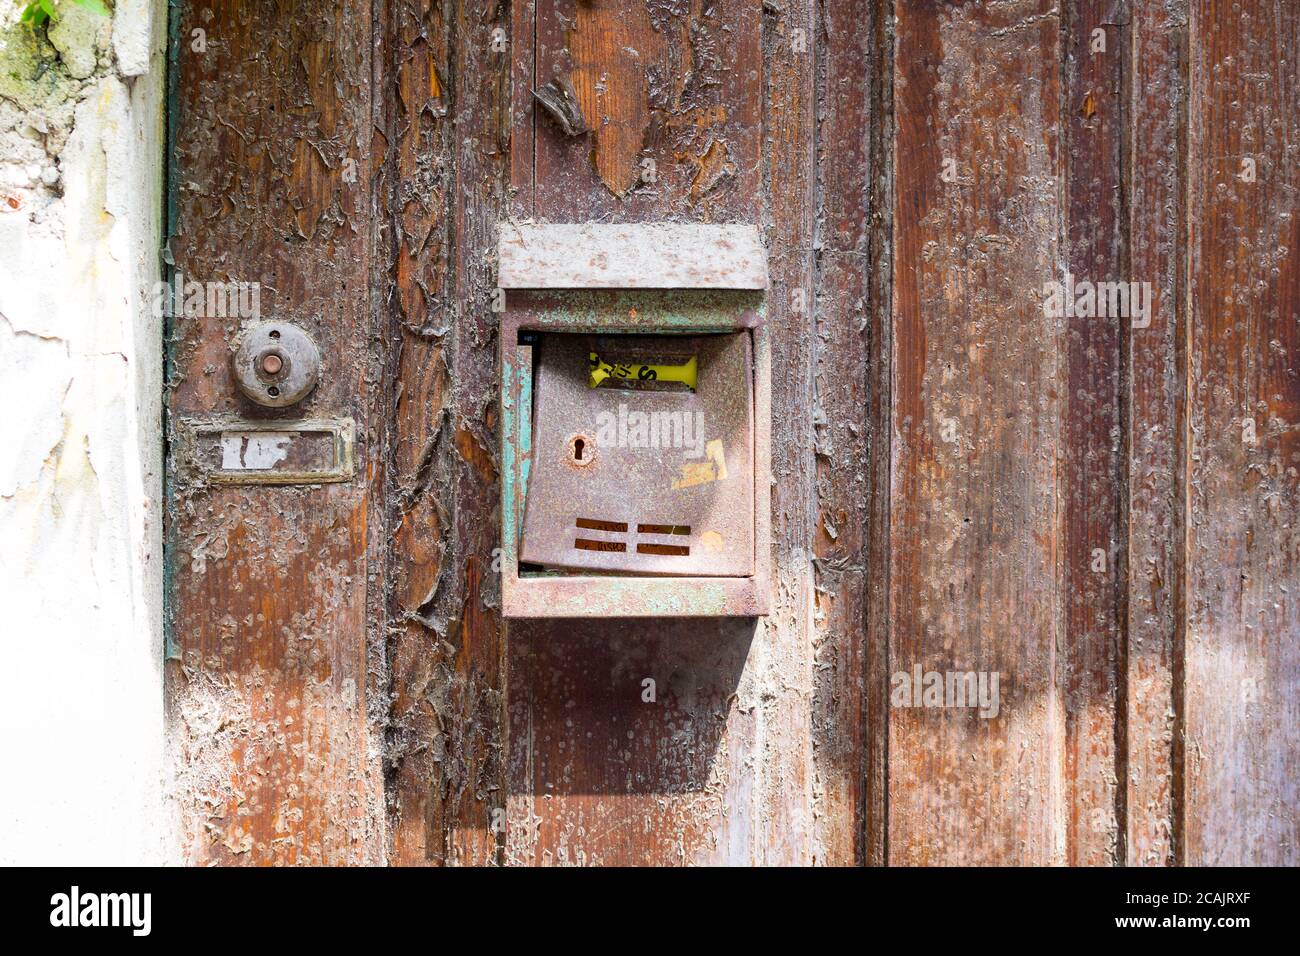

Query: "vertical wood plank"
(864, 0), (897, 867)
(1125, 0), (1187, 867)
(889, 0), (1064, 865)
(382, 0), (513, 867)
(1063, 0), (1125, 866)
(1185, 0), (1299, 866)
(504, 622), (759, 866)
(380, 0), (457, 865)
(501, 0), (818, 866)
(811, 0), (875, 865)
(441, 0), (514, 867)
(755, 0), (818, 865)
(511, 0), (538, 218)
(166, 0), (381, 865)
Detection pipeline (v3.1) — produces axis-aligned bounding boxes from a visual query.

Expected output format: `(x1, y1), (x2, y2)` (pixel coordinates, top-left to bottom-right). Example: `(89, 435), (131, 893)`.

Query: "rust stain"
(671, 438), (728, 489)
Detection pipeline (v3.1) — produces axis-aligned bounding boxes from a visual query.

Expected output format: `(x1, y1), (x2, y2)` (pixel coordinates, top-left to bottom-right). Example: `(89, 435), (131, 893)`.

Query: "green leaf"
(20, 0), (111, 27)
(69, 0), (112, 16)
(20, 3), (50, 27)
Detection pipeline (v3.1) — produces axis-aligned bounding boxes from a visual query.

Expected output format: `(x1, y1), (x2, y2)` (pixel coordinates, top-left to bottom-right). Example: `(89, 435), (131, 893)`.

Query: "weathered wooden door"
(165, 0), (1298, 865)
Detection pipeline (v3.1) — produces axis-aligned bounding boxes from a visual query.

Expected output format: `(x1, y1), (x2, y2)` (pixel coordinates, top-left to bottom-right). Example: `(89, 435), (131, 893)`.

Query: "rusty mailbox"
(497, 223), (771, 617)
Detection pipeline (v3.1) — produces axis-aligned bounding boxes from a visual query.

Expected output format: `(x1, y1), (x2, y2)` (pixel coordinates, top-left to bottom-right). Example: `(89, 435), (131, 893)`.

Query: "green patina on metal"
(500, 351), (519, 556)
(518, 352), (532, 508)
(499, 344), (533, 559)
(499, 288), (770, 616)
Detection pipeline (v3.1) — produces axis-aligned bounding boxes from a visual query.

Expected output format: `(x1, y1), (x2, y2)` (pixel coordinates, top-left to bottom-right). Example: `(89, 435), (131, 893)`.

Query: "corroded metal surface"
(520, 332), (754, 576)
(499, 291), (771, 618)
(230, 322), (321, 408)
(498, 223), (769, 290)
(178, 416), (355, 486)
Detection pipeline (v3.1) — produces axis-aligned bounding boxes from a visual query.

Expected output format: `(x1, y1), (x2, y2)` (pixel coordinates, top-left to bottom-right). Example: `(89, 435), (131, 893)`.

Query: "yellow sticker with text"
(588, 352), (697, 391)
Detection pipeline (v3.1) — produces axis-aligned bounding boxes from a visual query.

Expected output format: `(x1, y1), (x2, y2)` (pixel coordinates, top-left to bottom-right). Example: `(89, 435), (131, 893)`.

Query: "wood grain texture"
(864, 0), (896, 867)
(1063, 0), (1125, 867)
(504, 622), (759, 865)
(162, 0), (1300, 867)
(427, 0), (515, 869)
(166, 0), (382, 865)
(1125, 0), (1187, 867)
(755, 0), (818, 865)
(1184, 0), (1299, 866)
(378, 0), (513, 868)
(812, 0), (876, 865)
(529, 0), (763, 222)
(379, 0), (457, 866)
(889, 0), (1065, 865)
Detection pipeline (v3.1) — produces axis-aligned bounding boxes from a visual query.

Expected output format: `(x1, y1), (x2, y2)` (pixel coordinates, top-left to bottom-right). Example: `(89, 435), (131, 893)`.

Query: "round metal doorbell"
(232, 322), (321, 408)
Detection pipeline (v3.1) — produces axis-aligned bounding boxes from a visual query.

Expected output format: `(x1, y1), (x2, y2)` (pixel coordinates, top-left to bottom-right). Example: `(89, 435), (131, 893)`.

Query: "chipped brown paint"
(890, 0), (1065, 866)
(814, 0), (878, 866)
(379, 0), (458, 867)
(382, 0), (512, 866)
(1184, 0), (1299, 866)
(1126, 0), (1188, 867)
(166, 0), (383, 866)
(526, 0), (762, 221)
(570, 0), (667, 196)
(1063, 0), (1124, 867)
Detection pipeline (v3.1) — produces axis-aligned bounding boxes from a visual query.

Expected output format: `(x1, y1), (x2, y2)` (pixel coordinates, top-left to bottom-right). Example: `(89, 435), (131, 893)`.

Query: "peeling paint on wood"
(164, 0), (1300, 866)
(1184, 0), (1299, 866)
(569, 0), (665, 196)
(889, 0), (1064, 866)
(166, 0), (382, 866)
(525, 0), (763, 222)
(1063, 0), (1124, 868)
(1125, 0), (1187, 868)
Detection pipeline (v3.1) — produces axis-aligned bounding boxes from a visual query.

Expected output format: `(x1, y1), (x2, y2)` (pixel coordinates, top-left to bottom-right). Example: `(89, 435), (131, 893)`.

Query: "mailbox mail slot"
(498, 223), (771, 618)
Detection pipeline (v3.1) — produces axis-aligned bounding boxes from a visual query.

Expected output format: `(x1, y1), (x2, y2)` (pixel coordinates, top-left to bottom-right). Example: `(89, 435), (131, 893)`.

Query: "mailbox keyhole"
(567, 433), (595, 467)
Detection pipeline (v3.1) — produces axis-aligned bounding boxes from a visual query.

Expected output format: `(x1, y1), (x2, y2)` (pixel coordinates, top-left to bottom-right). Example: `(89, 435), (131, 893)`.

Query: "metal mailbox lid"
(520, 332), (754, 577)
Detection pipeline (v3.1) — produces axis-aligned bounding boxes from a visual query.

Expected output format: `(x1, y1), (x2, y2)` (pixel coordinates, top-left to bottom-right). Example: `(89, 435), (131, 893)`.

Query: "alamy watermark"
(1043, 273), (1152, 328)
(150, 271), (260, 320)
(50, 886), (151, 936)
(593, 402), (706, 458)
(891, 665), (1002, 719)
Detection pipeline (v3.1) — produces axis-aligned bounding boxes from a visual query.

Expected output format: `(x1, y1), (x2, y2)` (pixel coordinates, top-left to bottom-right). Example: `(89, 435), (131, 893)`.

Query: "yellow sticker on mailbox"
(588, 352), (698, 391)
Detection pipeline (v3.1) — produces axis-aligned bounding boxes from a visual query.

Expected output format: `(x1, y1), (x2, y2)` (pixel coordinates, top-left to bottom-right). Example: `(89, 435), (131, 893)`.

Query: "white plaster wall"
(0, 0), (168, 864)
